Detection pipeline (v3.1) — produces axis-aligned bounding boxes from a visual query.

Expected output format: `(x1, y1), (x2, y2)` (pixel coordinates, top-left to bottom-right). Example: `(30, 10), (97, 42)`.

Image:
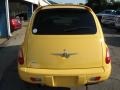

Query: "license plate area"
(54, 76), (78, 86)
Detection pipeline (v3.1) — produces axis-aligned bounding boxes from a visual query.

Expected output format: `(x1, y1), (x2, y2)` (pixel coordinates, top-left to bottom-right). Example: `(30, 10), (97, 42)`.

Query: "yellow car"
(18, 5), (111, 87)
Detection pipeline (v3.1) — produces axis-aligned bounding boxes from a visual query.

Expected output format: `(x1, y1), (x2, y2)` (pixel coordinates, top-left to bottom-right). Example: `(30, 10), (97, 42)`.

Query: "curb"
(0, 22), (28, 47)
(0, 38), (9, 47)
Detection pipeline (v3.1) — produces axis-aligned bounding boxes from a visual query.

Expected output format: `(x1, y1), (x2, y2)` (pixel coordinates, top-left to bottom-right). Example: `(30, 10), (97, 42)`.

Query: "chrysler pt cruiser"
(18, 5), (111, 87)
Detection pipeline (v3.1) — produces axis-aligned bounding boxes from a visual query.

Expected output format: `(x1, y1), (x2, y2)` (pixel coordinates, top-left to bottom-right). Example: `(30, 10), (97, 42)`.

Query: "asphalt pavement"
(0, 24), (120, 90)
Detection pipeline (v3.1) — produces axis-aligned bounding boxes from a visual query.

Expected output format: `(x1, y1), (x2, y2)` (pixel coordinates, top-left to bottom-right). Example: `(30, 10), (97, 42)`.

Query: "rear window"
(32, 8), (97, 35)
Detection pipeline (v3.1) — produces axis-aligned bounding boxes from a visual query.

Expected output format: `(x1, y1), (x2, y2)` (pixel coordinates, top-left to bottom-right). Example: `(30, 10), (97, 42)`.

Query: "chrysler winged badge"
(52, 49), (78, 58)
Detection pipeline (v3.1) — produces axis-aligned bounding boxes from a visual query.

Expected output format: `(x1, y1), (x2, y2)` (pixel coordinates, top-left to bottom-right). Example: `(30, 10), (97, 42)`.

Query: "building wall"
(0, 0), (8, 37)
(26, 3), (33, 19)
(9, 2), (28, 17)
(9, 1), (33, 20)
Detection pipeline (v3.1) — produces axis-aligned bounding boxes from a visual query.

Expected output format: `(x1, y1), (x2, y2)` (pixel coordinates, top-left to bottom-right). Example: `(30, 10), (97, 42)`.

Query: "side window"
(104, 11), (111, 14)
(116, 11), (120, 15)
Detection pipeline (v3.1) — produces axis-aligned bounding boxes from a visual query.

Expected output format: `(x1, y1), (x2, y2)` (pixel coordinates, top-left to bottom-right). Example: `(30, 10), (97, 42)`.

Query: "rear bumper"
(11, 24), (22, 30)
(18, 65), (111, 87)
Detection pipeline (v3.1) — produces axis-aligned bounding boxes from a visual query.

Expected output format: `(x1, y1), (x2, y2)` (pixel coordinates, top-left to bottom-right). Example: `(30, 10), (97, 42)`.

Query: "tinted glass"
(104, 10), (115, 14)
(115, 10), (120, 15)
(104, 11), (112, 14)
(32, 9), (97, 35)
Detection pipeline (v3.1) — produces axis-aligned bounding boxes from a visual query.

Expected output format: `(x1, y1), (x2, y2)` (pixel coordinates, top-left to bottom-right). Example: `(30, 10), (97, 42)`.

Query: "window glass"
(115, 10), (120, 15)
(32, 9), (97, 35)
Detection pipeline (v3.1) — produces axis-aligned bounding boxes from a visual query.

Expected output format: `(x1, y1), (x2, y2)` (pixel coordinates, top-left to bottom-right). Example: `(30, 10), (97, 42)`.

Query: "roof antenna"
(38, 0), (41, 7)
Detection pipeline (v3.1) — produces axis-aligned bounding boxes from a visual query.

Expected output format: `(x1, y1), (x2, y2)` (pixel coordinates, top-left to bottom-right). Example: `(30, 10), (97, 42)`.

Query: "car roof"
(36, 4), (92, 11)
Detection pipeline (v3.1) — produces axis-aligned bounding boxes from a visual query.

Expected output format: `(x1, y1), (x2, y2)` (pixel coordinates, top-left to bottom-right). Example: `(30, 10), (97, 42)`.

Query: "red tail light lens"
(106, 48), (111, 64)
(90, 76), (101, 81)
(30, 77), (42, 82)
(18, 49), (24, 65)
(11, 19), (16, 25)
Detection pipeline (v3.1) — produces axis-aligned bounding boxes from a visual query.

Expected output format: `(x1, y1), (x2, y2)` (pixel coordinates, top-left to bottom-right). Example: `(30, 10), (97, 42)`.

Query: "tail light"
(90, 76), (101, 81)
(18, 49), (24, 65)
(11, 19), (16, 25)
(105, 48), (111, 64)
(30, 77), (42, 82)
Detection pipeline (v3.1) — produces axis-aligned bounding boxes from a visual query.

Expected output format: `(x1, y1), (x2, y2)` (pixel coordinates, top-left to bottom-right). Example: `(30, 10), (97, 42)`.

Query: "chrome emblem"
(52, 49), (78, 58)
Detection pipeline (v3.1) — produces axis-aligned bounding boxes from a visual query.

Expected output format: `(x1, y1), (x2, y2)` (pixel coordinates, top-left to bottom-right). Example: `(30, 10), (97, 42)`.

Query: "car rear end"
(115, 16), (120, 29)
(10, 18), (22, 31)
(115, 10), (120, 30)
(18, 5), (111, 87)
(101, 15), (115, 25)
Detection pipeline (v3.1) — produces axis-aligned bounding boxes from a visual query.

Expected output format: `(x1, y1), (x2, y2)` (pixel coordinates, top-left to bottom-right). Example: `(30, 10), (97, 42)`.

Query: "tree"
(86, 0), (108, 13)
(110, 0), (115, 3)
